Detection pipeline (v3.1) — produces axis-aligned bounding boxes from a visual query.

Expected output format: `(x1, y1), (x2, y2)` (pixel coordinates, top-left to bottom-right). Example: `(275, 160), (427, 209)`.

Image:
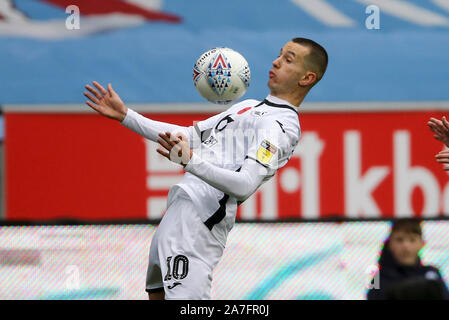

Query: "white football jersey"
(172, 95), (301, 246)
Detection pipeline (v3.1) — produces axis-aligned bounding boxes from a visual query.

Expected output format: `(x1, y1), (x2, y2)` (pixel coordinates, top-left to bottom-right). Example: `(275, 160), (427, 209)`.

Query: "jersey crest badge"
(257, 140), (278, 163)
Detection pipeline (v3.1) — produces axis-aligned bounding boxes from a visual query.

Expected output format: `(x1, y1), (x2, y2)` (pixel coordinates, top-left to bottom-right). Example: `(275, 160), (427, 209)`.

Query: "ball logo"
(193, 47), (250, 104)
(238, 65), (251, 89)
(192, 65), (201, 84)
(208, 52), (232, 96)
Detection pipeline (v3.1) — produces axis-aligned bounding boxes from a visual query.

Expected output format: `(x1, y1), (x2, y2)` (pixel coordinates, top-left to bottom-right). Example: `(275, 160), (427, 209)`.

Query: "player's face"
(388, 231), (424, 266)
(268, 41), (309, 95)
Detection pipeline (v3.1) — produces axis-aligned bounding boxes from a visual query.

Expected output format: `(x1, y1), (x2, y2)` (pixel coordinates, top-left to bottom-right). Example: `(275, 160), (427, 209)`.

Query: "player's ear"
(299, 71), (317, 87)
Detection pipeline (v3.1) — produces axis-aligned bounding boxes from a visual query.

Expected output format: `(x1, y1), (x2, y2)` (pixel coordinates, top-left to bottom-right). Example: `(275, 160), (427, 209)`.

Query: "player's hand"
(428, 116), (449, 148)
(436, 150), (449, 171)
(156, 132), (193, 167)
(84, 81), (127, 122)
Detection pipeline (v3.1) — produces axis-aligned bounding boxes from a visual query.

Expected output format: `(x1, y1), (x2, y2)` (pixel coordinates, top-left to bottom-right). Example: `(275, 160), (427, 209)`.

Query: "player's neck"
(268, 92), (305, 108)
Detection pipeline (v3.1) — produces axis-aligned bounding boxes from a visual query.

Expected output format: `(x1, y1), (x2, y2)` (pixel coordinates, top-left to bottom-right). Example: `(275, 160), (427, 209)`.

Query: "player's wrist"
(184, 151), (199, 171)
(118, 106), (129, 123)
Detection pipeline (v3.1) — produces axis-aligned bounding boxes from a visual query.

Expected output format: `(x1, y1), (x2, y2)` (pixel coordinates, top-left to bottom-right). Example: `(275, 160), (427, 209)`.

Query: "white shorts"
(145, 187), (225, 300)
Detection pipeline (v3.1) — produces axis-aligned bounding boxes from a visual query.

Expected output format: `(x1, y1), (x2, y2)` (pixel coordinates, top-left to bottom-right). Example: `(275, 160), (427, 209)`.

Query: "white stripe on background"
(147, 197), (166, 219)
(290, 0), (356, 27)
(0, 0), (28, 22)
(431, 0), (449, 13)
(147, 175), (183, 189)
(357, 0), (449, 26)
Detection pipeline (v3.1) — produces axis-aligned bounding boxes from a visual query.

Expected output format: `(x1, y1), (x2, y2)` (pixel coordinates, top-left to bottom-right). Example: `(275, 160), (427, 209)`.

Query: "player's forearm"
(120, 108), (190, 142)
(184, 153), (265, 200)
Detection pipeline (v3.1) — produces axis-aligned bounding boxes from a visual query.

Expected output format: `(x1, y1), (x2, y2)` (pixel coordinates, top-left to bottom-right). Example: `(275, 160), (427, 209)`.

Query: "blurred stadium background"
(1, 0), (449, 300)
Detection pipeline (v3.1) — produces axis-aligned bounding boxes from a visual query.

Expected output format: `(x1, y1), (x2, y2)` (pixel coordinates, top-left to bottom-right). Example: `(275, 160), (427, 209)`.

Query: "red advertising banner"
(5, 108), (449, 221)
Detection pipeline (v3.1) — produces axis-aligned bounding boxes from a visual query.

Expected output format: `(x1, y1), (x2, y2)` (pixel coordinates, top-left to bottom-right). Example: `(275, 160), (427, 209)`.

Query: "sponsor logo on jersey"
(203, 135), (218, 147)
(251, 110), (268, 117)
(257, 140), (277, 163)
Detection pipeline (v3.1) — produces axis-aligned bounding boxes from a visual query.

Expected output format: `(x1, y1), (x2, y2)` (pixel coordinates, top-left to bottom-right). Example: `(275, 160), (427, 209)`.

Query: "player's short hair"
(391, 218), (423, 237)
(291, 37), (328, 86)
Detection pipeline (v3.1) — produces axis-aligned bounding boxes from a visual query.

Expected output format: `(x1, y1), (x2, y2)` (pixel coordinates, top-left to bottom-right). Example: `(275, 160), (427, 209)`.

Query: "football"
(193, 47), (251, 104)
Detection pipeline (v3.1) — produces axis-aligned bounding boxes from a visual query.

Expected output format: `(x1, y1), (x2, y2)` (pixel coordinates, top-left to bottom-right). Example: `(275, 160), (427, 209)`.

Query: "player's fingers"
(107, 83), (115, 97)
(428, 125), (438, 133)
(85, 100), (102, 113)
(84, 91), (101, 105)
(159, 132), (173, 146)
(442, 116), (449, 130)
(157, 137), (172, 151)
(85, 85), (103, 100)
(430, 124), (444, 136)
(429, 119), (443, 129)
(159, 132), (177, 146)
(92, 81), (108, 96)
(156, 148), (170, 159)
(428, 119), (441, 127)
(436, 151), (449, 157)
(436, 157), (449, 164)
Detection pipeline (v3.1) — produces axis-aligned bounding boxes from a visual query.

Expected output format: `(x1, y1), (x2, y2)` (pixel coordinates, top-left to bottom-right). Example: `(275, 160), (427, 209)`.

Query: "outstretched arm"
(84, 81), (191, 142)
(428, 116), (449, 148)
(156, 132), (268, 201)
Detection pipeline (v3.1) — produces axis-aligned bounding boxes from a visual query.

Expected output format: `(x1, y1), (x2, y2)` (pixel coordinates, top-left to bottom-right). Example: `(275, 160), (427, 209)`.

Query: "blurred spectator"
(367, 219), (449, 300)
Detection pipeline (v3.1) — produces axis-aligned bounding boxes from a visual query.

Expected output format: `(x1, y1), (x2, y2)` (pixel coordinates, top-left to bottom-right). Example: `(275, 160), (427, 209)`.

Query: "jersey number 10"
(164, 255), (189, 281)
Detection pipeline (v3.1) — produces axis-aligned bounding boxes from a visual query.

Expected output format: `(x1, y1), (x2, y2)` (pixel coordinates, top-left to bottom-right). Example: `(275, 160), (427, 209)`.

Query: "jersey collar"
(262, 95), (299, 115)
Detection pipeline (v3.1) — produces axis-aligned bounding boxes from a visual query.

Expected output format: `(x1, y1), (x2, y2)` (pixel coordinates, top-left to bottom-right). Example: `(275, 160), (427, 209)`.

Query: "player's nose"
(272, 57), (281, 68)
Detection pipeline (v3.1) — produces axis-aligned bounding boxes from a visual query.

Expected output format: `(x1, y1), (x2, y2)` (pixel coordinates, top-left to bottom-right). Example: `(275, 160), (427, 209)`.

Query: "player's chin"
(267, 79), (277, 90)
